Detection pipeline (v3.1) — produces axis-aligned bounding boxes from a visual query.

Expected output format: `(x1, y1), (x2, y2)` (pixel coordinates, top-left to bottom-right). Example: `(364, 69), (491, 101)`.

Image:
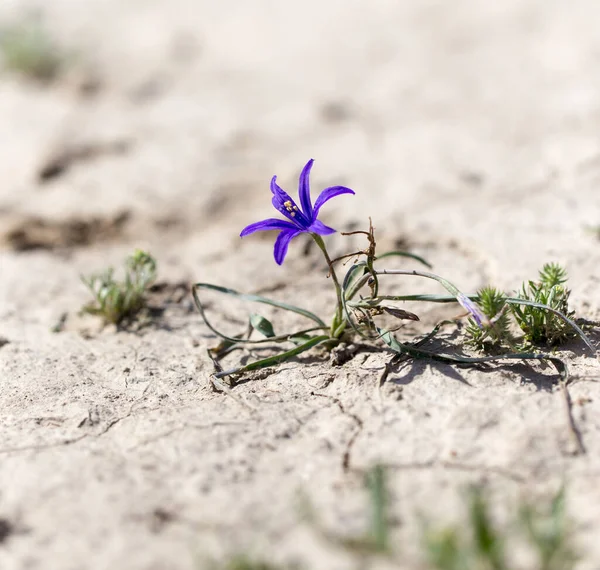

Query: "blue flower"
(240, 159), (355, 264)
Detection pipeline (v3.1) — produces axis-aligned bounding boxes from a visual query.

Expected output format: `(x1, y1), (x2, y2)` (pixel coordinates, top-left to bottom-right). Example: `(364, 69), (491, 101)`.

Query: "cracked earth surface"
(1, 1), (600, 569)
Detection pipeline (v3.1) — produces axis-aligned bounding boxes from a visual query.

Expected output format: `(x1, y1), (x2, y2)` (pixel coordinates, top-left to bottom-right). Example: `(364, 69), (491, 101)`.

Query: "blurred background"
(1, 0), (599, 284)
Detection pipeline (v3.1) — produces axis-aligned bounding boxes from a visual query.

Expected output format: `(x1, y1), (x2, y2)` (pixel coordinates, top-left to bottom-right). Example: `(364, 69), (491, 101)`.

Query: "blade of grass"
(193, 283), (327, 344)
(366, 465), (390, 553)
(214, 334), (330, 378)
(376, 250), (433, 269)
(376, 327), (568, 382)
(193, 283), (326, 327)
(352, 291), (594, 354)
(347, 269), (471, 306)
(504, 297), (594, 353)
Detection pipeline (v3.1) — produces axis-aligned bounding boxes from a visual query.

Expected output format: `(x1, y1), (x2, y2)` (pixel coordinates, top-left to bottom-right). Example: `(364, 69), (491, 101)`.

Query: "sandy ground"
(1, 1), (600, 569)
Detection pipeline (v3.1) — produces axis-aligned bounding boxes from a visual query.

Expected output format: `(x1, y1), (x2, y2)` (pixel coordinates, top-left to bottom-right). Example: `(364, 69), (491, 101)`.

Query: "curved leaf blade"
(376, 327), (568, 381)
(376, 250), (433, 269)
(194, 282), (326, 327)
(215, 334), (330, 378)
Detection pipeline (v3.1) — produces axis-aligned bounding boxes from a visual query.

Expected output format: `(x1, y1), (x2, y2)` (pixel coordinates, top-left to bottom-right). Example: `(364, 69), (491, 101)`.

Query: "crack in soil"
(561, 380), (586, 455)
(311, 391), (364, 473)
(128, 420), (249, 450)
(380, 459), (527, 483)
(0, 380), (158, 455)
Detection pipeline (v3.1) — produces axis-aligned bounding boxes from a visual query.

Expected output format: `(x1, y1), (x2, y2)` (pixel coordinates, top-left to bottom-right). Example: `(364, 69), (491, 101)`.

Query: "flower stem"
(311, 233), (345, 338)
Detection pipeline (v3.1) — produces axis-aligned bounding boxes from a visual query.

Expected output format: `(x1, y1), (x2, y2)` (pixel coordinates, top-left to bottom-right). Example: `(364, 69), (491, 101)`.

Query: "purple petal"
(313, 185), (355, 218)
(270, 176), (311, 228)
(298, 159), (314, 218)
(273, 229), (302, 265)
(456, 293), (490, 329)
(240, 218), (298, 237)
(270, 176), (296, 202)
(308, 219), (336, 235)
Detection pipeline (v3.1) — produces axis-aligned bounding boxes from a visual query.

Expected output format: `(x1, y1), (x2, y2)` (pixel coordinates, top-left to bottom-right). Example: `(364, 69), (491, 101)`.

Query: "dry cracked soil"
(1, 1), (600, 569)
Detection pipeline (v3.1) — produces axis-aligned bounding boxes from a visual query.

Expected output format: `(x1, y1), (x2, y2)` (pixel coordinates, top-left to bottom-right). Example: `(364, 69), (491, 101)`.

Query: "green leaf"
(376, 327), (569, 382)
(375, 268), (462, 297)
(342, 263), (368, 301)
(215, 335), (330, 378)
(288, 333), (314, 345)
(505, 297), (594, 353)
(366, 465), (390, 553)
(353, 293), (459, 304)
(193, 283), (326, 327)
(192, 283), (327, 345)
(376, 250), (433, 269)
(249, 314), (276, 338)
(354, 291), (595, 355)
(468, 487), (506, 570)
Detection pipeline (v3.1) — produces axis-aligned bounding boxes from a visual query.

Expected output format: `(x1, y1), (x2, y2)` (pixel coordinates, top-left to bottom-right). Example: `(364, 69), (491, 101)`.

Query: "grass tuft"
(518, 488), (578, 570)
(423, 486), (576, 570)
(213, 557), (284, 570)
(465, 286), (512, 351)
(0, 15), (65, 82)
(81, 249), (157, 325)
(365, 464), (390, 554)
(208, 476), (576, 570)
(511, 263), (576, 347)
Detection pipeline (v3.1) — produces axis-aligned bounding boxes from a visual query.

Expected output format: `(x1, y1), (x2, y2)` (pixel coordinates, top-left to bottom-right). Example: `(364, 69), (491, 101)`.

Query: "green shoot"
(539, 263), (568, 288)
(519, 488), (577, 570)
(210, 557), (286, 570)
(468, 487), (506, 570)
(81, 250), (157, 325)
(423, 526), (469, 570)
(299, 464), (392, 557)
(423, 487), (577, 570)
(208, 483), (576, 570)
(586, 224), (600, 239)
(465, 287), (512, 351)
(511, 263), (576, 347)
(365, 464), (390, 554)
(424, 486), (506, 570)
(0, 15), (65, 82)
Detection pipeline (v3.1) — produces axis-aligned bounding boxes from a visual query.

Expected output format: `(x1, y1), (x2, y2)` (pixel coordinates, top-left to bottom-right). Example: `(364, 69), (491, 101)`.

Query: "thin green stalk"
(374, 268), (462, 296)
(311, 233), (345, 338)
(347, 268), (464, 303)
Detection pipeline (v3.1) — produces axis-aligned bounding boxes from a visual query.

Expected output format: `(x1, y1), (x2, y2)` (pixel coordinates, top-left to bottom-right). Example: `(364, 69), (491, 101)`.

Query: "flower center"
(283, 200), (299, 217)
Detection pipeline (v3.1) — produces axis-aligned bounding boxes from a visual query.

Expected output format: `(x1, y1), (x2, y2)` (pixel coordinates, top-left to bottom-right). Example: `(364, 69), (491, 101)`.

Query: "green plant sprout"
(207, 468), (390, 570)
(194, 160), (596, 387)
(298, 463), (392, 559)
(423, 487), (577, 570)
(424, 487), (506, 570)
(465, 264), (579, 352)
(511, 263), (576, 347)
(365, 465), (391, 554)
(206, 464), (578, 570)
(210, 471), (576, 570)
(81, 250), (157, 325)
(518, 488), (577, 570)
(209, 557), (287, 570)
(465, 287), (513, 352)
(584, 224), (600, 239)
(0, 15), (65, 82)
